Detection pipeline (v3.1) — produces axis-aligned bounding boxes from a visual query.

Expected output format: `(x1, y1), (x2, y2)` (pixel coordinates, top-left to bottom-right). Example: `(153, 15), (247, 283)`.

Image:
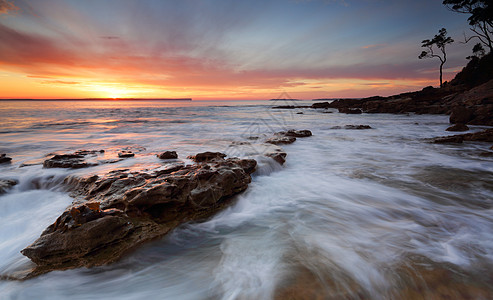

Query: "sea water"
(0, 100), (492, 299)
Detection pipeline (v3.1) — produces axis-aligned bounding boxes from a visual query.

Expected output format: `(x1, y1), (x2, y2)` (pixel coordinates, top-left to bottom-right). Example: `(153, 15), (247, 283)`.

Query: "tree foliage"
(419, 28), (454, 87)
(443, 0), (493, 52)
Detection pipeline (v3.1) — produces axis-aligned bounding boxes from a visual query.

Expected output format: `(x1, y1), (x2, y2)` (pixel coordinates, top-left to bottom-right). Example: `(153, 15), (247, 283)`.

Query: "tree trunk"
(439, 61), (444, 88)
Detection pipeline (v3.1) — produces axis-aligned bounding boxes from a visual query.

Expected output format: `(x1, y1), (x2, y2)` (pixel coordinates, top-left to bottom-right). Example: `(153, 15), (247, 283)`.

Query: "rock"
(281, 129), (312, 138)
(0, 154), (12, 164)
(188, 152), (226, 162)
(479, 151), (493, 157)
(311, 102), (331, 109)
(432, 136), (464, 144)
(446, 123), (469, 132)
(432, 128), (493, 143)
(449, 106), (473, 124)
(118, 151), (135, 158)
(265, 151), (287, 165)
(157, 151), (178, 159)
(43, 150), (106, 169)
(344, 125), (372, 130)
(0, 179), (18, 194)
(338, 107), (362, 114)
(463, 128), (493, 142)
(43, 154), (95, 169)
(21, 156), (257, 276)
(266, 136), (296, 145)
(296, 112), (304, 114)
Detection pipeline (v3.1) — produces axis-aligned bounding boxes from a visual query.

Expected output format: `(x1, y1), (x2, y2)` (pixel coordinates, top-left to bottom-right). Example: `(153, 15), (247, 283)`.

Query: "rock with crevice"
(21, 156), (257, 277)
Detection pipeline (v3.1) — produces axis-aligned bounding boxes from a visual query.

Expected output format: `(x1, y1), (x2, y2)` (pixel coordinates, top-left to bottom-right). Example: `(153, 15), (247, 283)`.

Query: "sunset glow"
(0, 0), (472, 100)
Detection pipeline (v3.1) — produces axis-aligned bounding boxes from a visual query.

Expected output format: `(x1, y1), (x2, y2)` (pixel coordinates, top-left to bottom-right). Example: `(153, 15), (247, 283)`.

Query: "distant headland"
(0, 98), (192, 101)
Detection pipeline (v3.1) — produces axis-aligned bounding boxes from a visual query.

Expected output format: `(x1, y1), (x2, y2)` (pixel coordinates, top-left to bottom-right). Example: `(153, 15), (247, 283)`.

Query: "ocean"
(0, 100), (492, 299)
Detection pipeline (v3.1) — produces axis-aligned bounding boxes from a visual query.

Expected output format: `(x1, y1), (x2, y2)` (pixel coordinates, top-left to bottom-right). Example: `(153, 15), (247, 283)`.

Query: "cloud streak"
(0, 0), (18, 15)
(0, 0), (473, 99)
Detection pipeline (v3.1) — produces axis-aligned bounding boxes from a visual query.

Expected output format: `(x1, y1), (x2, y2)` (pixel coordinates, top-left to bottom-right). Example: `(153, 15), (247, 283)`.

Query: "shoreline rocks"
(21, 153), (257, 277)
(432, 128), (493, 144)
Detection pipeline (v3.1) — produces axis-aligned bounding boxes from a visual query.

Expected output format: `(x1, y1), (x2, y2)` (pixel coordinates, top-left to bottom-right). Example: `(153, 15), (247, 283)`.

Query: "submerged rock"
(338, 107), (362, 114)
(281, 129), (313, 138)
(0, 179), (18, 194)
(265, 151), (287, 165)
(21, 156), (257, 276)
(432, 128), (493, 144)
(43, 150), (106, 169)
(157, 151), (178, 159)
(446, 123), (469, 132)
(331, 125), (372, 130)
(0, 154), (12, 164)
(266, 136), (296, 145)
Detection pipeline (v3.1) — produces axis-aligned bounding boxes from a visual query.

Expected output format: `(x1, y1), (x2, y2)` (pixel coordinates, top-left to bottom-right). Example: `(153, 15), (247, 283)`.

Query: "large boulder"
(21, 156), (257, 276)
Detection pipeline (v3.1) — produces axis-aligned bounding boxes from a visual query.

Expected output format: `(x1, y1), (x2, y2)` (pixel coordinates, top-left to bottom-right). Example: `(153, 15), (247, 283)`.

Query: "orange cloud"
(0, 0), (18, 15)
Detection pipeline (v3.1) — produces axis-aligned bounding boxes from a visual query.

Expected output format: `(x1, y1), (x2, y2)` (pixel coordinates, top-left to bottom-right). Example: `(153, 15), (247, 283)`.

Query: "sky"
(0, 0), (475, 100)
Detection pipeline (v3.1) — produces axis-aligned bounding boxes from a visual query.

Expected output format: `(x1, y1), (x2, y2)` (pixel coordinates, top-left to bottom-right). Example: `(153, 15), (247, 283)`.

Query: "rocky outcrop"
(0, 179), (18, 194)
(157, 151), (178, 159)
(21, 153), (257, 277)
(0, 154), (12, 164)
(308, 54), (493, 125)
(432, 128), (493, 144)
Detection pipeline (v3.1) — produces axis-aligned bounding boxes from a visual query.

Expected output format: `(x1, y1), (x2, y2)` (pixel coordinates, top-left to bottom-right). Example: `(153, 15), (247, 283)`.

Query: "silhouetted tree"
(419, 28), (454, 88)
(443, 0), (492, 53)
(466, 42), (486, 59)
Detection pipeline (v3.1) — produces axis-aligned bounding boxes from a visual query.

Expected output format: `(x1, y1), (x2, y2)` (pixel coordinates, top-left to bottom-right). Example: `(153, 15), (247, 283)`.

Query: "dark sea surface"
(0, 100), (492, 299)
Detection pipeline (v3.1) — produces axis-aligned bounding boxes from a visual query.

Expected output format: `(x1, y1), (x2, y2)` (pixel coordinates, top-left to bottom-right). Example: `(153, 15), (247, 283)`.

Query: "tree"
(443, 0), (493, 53)
(419, 28), (454, 88)
(466, 42), (485, 59)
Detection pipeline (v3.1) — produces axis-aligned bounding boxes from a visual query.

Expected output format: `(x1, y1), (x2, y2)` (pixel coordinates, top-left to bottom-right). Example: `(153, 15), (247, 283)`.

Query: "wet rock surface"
(43, 150), (106, 169)
(0, 179), (18, 195)
(331, 125), (372, 130)
(446, 123), (469, 132)
(118, 150), (135, 158)
(0, 154), (12, 164)
(157, 151), (178, 159)
(21, 153), (257, 277)
(432, 128), (493, 144)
